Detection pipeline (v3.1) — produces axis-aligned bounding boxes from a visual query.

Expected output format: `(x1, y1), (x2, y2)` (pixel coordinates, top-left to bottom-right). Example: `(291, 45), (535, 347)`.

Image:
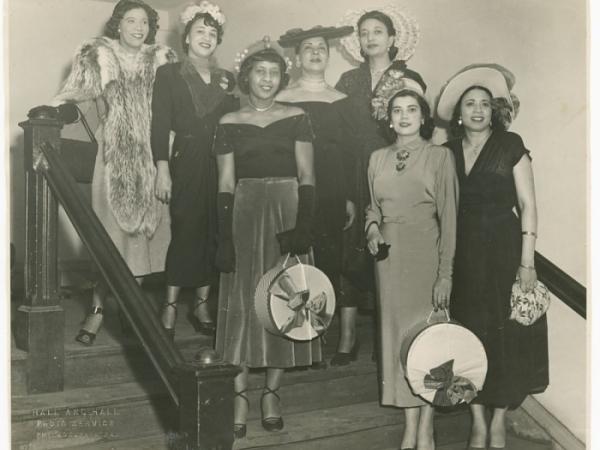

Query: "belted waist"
(381, 213), (436, 225)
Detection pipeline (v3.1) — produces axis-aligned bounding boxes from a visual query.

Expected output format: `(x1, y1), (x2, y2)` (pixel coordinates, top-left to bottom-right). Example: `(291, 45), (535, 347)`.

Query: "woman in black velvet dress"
(214, 39), (321, 439)
(437, 64), (548, 449)
(151, 3), (238, 339)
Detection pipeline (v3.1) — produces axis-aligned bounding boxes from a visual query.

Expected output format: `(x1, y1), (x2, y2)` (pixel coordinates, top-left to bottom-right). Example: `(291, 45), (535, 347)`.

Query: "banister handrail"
(535, 251), (586, 318)
(19, 107), (240, 449)
(38, 141), (184, 404)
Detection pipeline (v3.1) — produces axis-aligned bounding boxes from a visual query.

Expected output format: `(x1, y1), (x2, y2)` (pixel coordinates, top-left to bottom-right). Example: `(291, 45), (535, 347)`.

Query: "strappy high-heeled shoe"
(75, 306), (104, 346)
(233, 389), (249, 439)
(261, 387), (284, 431)
(161, 301), (177, 341)
(188, 296), (216, 336)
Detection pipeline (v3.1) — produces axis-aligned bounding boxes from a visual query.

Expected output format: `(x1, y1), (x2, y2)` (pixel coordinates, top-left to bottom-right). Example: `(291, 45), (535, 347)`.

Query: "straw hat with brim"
(437, 67), (513, 122)
(278, 25), (354, 48)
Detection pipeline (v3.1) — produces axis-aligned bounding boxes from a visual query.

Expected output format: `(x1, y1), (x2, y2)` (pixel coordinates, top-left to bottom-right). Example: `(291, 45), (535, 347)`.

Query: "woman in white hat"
(151, 1), (237, 340)
(366, 73), (458, 450)
(334, 5), (425, 366)
(437, 65), (549, 449)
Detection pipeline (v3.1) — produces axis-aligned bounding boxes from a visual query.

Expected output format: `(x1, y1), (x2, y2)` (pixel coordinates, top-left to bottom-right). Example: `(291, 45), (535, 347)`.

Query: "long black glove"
(277, 184), (315, 255)
(215, 192), (235, 273)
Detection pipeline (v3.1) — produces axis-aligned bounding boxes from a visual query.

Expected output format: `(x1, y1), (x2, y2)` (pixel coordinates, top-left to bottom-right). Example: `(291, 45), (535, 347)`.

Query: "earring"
(389, 123), (394, 128)
(458, 117), (462, 125)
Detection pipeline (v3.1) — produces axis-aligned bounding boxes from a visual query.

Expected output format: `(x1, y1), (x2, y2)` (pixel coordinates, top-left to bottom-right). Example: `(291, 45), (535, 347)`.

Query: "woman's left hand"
(518, 266), (537, 292)
(432, 277), (452, 311)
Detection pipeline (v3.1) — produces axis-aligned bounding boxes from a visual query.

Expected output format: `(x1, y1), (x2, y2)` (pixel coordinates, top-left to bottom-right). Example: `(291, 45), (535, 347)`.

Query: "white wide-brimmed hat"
(437, 65), (515, 122)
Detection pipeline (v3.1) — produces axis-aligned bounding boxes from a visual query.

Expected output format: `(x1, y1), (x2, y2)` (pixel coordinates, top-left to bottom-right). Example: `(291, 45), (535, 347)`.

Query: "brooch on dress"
(396, 150), (410, 172)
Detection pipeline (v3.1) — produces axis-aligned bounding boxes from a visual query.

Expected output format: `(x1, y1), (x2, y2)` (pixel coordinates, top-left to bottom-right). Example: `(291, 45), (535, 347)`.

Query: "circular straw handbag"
(254, 254), (336, 341)
(400, 309), (488, 406)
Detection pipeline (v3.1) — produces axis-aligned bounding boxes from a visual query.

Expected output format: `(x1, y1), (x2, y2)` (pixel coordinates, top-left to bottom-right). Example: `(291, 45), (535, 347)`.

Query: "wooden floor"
(12, 285), (554, 449)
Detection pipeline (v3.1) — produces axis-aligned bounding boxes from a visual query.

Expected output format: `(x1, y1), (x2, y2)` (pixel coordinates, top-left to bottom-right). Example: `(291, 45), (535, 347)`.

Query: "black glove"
(215, 192), (235, 273)
(277, 184), (315, 255)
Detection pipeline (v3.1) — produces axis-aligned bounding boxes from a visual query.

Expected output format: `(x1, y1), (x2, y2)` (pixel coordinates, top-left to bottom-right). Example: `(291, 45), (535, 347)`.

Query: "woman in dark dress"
(334, 7), (425, 361)
(151, 2), (238, 338)
(214, 38), (321, 439)
(276, 26), (358, 365)
(437, 64), (549, 449)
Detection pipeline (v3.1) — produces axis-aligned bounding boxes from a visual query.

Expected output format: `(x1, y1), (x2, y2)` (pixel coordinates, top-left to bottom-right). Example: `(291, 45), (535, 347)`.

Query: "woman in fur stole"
(151, 2), (238, 340)
(53, 0), (177, 345)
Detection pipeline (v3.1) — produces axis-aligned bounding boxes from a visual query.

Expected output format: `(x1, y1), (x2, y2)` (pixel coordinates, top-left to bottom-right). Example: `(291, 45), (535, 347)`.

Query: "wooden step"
(12, 350), (379, 449)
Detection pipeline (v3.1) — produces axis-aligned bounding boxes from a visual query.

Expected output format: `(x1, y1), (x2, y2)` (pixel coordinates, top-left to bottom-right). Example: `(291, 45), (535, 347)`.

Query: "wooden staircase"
(11, 287), (554, 450)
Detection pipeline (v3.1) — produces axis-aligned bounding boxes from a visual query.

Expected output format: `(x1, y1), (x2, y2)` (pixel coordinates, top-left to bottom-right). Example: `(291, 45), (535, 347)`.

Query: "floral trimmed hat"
(372, 69), (427, 121)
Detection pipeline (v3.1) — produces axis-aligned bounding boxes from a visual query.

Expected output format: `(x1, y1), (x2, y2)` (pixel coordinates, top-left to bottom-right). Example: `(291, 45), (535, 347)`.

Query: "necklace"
(298, 77), (328, 91)
(248, 98), (275, 112)
(464, 131), (492, 157)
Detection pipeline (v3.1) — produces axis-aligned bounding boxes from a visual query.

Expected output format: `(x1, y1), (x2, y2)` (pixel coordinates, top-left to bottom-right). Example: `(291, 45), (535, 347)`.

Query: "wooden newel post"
(173, 351), (241, 450)
(15, 107), (65, 394)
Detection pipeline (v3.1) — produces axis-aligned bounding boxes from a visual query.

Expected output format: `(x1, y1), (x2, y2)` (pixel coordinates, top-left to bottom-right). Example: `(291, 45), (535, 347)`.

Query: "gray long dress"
(366, 138), (458, 407)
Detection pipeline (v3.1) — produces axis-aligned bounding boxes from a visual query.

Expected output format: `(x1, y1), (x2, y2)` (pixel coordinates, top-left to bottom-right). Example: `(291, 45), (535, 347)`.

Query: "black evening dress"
(281, 98), (357, 299)
(335, 61), (424, 295)
(151, 60), (238, 287)
(446, 131), (549, 408)
(213, 113), (322, 368)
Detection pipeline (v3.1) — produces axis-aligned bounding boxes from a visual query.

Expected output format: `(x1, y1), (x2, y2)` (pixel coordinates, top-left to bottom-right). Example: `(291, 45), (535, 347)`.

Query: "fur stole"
(58, 37), (177, 237)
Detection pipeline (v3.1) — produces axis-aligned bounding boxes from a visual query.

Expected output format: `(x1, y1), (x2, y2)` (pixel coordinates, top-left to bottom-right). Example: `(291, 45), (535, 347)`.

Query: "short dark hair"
(104, 0), (159, 44)
(182, 13), (224, 54)
(294, 37), (330, 55)
(448, 85), (511, 138)
(357, 10), (399, 62)
(237, 49), (290, 95)
(385, 89), (434, 140)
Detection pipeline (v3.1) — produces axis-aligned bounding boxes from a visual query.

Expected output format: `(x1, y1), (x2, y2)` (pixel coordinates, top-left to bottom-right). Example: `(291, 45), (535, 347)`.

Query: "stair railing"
(14, 106), (240, 450)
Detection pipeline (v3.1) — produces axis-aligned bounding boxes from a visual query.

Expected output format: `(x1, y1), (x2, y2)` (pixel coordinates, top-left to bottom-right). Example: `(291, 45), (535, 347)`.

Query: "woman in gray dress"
(366, 74), (458, 450)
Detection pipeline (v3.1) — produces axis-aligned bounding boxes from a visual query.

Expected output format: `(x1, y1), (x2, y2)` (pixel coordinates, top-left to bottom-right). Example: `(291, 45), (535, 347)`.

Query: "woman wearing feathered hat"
(334, 5), (426, 364)
(276, 25), (360, 366)
(151, 1), (238, 340)
(437, 64), (549, 449)
(366, 73), (458, 450)
(213, 36), (321, 439)
(53, 0), (177, 346)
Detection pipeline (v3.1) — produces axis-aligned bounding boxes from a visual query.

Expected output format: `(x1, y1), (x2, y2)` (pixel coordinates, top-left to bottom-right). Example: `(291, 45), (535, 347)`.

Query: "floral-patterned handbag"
(509, 280), (551, 326)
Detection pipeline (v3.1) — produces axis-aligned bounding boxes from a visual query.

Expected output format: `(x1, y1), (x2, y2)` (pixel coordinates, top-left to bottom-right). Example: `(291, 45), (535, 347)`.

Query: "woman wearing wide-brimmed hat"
(277, 25), (359, 366)
(437, 64), (549, 449)
(333, 5), (425, 365)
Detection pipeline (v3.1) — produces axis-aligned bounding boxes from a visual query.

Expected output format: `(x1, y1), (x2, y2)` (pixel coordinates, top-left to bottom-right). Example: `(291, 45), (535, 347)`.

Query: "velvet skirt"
(215, 177), (322, 368)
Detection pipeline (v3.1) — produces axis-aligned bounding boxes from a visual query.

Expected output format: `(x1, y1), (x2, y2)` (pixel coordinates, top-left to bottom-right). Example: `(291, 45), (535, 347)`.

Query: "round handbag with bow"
(254, 254), (336, 341)
(400, 309), (488, 406)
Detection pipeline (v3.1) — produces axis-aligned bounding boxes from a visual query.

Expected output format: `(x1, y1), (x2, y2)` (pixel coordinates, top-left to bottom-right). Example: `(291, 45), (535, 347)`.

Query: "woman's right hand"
(367, 225), (386, 256)
(155, 162), (171, 204)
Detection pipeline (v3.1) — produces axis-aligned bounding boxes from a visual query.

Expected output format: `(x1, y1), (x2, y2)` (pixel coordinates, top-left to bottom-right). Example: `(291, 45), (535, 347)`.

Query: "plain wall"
(8, 0), (587, 443)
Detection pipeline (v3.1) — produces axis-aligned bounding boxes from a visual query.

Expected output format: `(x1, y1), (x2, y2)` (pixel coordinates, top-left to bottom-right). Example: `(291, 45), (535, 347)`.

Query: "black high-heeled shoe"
(330, 341), (360, 366)
(161, 301), (177, 342)
(188, 296), (216, 336)
(233, 389), (249, 439)
(261, 387), (284, 431)
(75, 306), (103, 346)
